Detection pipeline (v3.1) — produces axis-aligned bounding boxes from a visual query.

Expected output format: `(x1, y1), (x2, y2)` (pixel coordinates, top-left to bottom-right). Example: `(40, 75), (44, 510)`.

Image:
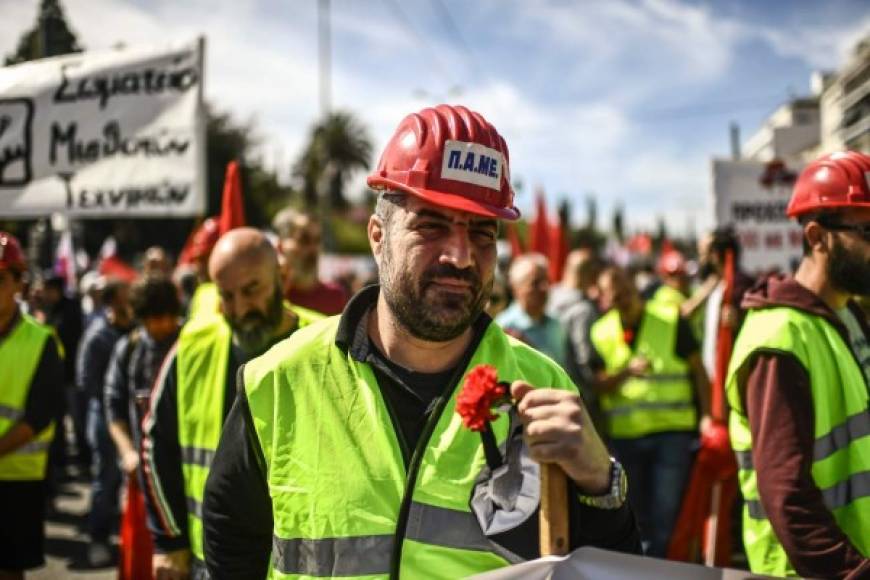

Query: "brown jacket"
(737, 275), (870, 579)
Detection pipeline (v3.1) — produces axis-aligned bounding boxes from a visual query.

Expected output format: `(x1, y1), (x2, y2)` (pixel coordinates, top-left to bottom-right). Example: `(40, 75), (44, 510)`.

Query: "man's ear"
(368, 215), (384, 262)
(804, 221), (829, 255)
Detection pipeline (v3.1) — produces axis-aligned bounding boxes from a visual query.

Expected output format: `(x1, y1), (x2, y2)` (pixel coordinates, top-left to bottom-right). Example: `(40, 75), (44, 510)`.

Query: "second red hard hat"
(787, 151), (870, 218)
(0, 231), (27, 273)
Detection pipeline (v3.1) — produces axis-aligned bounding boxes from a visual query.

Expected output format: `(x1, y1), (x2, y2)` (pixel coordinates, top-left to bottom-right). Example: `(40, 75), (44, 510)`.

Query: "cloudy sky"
(2, 0), (868, 234)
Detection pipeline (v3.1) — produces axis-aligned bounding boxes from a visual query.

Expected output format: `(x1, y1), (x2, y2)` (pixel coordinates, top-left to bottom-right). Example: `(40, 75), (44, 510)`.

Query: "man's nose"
(440, 228), (473, 270)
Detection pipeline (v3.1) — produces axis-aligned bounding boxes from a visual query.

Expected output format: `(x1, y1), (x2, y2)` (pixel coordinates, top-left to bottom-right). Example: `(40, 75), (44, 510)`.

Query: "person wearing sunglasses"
(726, 151), (870, 578)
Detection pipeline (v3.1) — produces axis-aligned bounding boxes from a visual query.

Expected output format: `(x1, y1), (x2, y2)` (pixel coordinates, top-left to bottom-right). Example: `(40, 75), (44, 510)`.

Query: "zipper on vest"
(388, 391), (449, 579)
(388, 365), (468, 579)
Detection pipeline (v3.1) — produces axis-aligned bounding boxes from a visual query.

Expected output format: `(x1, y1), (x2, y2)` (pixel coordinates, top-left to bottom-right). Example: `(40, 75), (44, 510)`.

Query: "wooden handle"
(704, 481), (723, 566)
(539, 462), (569, 556)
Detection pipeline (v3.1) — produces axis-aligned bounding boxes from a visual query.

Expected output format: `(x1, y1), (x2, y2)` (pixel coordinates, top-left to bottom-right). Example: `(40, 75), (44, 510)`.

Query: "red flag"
(118, 477), (154, 579)
(530, 189), (550, 257)
(667, 249), (738, 567)
(548, 220), (568, 282)
(218, 161), (246, 235)
(505, 222), (525, 259)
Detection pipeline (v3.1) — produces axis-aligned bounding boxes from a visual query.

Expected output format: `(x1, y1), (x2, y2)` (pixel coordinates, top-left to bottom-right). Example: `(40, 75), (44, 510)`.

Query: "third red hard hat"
(367, 104), (520, 220)
(787, 151), (870, 218)
(657, 250), (687, 276)
(0, 231), (27, 273)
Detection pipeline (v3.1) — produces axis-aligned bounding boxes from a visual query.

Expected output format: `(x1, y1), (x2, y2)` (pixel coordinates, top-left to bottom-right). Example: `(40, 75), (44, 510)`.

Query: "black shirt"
(203, 286), (641, 578)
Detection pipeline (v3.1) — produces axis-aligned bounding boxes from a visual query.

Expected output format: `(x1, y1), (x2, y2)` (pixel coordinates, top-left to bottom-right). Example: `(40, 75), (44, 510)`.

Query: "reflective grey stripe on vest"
(272, 534), (393, 577)
(271, 501), (492, 576)
(745, 472), (870, 520)
(14, 440), (50, 454)
(405, 501), (492, 552)
(746, 499), (766, 520)
(186, 497), (203, 519)
(814, 412), (870, 463)
(821, 470), (870, 511)
(734, 450), (753, 471)
(0, 404), (23, 421)
(606, 400), (695, 417)
(181, 446), (215, 468)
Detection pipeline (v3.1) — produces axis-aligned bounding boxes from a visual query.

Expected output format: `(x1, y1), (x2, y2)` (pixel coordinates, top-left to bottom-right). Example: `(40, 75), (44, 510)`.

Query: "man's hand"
(153, 549), (190, 580)
(121, 449), (140, 476)
(626, 356), (650, 378)
(720, 303), (739, 329)
(699, 414), (715, 437)
(512, 382), (612, 496)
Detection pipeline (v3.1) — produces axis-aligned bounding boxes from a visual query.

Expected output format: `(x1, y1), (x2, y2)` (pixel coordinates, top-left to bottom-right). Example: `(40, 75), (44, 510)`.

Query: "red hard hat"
(367, 104), (520, 220)
(191, 217), (220, 260)
(657, 250), (686, 276)
(0, 231), (26, 273)
(787, 151), (870, 218)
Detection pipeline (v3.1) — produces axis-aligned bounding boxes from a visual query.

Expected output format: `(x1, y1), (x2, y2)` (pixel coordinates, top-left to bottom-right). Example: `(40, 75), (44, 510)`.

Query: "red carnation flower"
(456, 365), (509, 432)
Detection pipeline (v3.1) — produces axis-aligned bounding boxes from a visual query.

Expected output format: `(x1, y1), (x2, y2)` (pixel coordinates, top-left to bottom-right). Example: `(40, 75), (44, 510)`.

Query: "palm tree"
(294, 111), (373, 209)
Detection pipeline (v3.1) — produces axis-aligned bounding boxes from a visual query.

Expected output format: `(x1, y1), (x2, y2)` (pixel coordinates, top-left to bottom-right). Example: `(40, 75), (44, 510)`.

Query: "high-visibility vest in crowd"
(244, 317), (577, 579)
(726, 306), (870, 576)
(590, 302), (696, 439)
(650, 284), (687, 308)
(176, 304), (321, 562)
(187, 281), (220, 320)
(0, 313), (56, 481)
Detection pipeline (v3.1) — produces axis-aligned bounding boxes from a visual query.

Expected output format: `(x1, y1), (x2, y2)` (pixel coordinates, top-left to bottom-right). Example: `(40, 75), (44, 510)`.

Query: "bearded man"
(726, 152), (870, 578)
(142, 228), (320, 580)
(202, 105), (640, 579)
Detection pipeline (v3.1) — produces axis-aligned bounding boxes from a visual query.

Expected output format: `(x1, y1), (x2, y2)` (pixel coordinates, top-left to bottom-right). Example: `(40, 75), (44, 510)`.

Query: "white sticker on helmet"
(441, 140), (503, 191)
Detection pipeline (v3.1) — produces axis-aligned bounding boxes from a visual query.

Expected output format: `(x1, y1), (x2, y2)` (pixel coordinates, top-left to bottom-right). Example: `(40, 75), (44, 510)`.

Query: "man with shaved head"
(142, 228), (321, 580)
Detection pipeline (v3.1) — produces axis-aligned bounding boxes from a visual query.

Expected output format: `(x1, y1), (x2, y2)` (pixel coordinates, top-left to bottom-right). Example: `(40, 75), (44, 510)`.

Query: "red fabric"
(530, 190), (550, 258)
(712, 250), (734, 420)
(626, 233), (652, 255)
(667, 250), (738, 566)
(218, 161), (246, 236)
(548, 220), (568, 283)
(285, 281), (348, 315)
(506, 222), (525, 259)
(99, 255), (138, 283)
(118, 477), (154, 580)
(456, 365), (507, 432)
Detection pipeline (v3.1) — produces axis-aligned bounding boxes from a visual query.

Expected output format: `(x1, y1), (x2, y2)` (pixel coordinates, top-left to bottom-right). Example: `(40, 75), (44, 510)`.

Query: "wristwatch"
(576, 458), (628, 510)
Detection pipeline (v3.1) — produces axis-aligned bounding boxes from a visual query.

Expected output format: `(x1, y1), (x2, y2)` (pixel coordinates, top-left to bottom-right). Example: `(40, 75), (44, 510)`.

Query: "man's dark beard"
(381, 256), (491, 342)
(229, 283), (285, 355)
(829, 238), (870, 296)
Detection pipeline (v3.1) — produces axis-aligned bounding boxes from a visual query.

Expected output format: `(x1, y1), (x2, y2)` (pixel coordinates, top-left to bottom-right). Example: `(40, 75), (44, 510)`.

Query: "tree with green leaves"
(4, 0), (82, 64)
(293, 111), (373, 210)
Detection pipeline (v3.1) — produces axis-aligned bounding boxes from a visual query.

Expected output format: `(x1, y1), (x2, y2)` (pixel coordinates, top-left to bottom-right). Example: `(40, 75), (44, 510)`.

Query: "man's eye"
(472, 229), (496, 242)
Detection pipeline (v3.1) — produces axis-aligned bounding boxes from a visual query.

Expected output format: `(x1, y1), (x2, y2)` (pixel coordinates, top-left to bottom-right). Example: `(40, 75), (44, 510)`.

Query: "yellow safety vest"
(590, 302), (696, 439)
(187, 281), (220, 320)
(0, 313), (56, 481)
(727, 306), (870, 576)
(244, 316), (578, 579)
(176, 304), (321, 561)
(650, 284), (687, 308)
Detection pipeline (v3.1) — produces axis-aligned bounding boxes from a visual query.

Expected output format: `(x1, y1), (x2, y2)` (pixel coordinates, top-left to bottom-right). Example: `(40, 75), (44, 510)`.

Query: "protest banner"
(0, 38), (205, 217)
(711, 158), (803, 274)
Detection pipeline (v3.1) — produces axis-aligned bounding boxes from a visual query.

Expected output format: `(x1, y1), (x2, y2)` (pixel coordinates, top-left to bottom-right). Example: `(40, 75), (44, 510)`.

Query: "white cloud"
(753, 16), (870, 70)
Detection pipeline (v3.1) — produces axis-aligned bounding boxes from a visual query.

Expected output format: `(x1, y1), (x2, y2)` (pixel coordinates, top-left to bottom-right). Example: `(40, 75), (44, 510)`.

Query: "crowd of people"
(0, 104), (867, 579)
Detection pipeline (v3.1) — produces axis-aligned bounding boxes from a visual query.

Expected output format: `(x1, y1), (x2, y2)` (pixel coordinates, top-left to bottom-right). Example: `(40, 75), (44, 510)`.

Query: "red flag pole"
(703, 248), (736, 566)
